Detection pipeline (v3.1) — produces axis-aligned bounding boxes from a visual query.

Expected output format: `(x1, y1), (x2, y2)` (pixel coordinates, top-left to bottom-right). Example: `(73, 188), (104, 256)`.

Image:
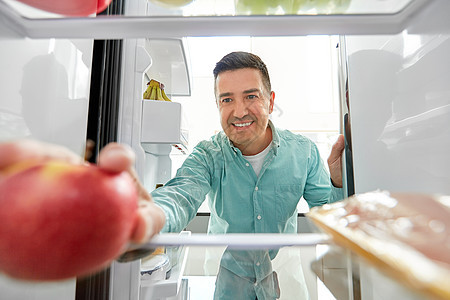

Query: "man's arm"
(303, 136), (346, 207)
(303, 141), (336, 207)
(151, 147), (212, 233)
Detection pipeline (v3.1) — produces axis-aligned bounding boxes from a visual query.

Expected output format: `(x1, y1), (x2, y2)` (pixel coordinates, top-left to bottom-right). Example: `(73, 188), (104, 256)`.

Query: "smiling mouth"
(233, 121), (253, 128)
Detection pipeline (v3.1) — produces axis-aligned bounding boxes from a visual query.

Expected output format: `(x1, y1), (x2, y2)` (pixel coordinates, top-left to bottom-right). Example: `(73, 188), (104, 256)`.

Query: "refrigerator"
(0, 0), (449, 299)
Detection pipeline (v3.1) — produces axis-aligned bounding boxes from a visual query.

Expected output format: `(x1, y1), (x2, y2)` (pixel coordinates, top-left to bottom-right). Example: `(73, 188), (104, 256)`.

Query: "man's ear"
(269, 91), (275, 113)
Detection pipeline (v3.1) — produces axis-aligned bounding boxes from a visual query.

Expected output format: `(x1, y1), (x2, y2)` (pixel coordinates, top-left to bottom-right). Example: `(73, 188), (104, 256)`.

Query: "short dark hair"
(213, 51), (271, 96)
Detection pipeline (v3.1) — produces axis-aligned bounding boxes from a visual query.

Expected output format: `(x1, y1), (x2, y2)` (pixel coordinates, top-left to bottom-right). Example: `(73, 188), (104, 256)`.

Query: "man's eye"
(247, 95), (258, 100)
(221, 98), (232, 103)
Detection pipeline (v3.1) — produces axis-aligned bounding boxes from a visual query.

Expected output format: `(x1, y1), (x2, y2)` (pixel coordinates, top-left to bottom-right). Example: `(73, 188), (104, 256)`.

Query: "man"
(151, 51), (345, 299)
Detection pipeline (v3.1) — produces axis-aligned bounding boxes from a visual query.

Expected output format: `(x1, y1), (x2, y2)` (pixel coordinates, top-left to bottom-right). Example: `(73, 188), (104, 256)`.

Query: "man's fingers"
(131, 201), (166, 244)
(97, 143), (166, 243)
(97, 143), (152, 201)
(0, 139), (82, 170)
(328, 134), (345, 165)
(327, 135), (345, 188)
(97, 143), (135, 173)
(84, 139), (95, 161)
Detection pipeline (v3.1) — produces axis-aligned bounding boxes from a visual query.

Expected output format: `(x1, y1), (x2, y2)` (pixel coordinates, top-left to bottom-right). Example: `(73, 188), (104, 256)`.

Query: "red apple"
(0, 161), (138, 281)
(16, 0), (113, 16)
(97, 0), (113, 14)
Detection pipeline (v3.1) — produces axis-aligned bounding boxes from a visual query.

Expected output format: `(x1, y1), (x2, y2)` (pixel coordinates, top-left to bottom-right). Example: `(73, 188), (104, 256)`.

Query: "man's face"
(215, 68), (274, 155)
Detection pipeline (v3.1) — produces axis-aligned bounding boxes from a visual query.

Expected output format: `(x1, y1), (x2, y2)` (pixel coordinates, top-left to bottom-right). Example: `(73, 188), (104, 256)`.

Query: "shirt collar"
(268, 120), (280, 155)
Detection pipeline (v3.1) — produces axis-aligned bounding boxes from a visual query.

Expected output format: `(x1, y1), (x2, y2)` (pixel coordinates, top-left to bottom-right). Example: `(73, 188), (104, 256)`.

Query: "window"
(171, 36), (340, 213)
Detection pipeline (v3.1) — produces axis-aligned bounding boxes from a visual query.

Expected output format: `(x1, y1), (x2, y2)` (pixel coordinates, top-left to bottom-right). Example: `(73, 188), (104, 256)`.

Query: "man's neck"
(238, 126), (273, 156)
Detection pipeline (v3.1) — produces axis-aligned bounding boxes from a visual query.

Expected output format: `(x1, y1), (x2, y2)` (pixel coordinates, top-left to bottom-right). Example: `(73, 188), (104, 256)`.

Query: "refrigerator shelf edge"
(130, 233), (330, 250)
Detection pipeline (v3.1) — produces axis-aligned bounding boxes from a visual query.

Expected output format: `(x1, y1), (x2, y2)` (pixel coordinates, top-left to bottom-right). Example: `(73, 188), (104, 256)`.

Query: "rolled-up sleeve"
(151, 147), (212, 233)
(303, 142), (342, 207)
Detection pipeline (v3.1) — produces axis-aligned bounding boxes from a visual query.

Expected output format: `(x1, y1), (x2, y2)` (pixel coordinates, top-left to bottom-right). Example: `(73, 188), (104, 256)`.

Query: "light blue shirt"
(152, 121), (342, 234)
(151, 121), (343, 298)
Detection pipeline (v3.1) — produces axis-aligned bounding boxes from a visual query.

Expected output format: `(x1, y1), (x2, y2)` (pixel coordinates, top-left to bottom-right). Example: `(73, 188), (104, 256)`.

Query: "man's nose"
(233, 99), (248, 118)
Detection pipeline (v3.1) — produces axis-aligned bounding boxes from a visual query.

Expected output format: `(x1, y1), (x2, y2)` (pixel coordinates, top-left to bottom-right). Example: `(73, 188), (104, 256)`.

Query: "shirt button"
(254, 282), (258, 287)
(255, 186), (258, 191)
(256, 262), (260, 266)
(246, 163), (249, 166)
(257, 215), (262, 220)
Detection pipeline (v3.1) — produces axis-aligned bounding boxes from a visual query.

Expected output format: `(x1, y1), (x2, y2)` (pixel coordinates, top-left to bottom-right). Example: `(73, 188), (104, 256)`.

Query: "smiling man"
(151, 51), (344, 299)
(216, 67), (274, 156)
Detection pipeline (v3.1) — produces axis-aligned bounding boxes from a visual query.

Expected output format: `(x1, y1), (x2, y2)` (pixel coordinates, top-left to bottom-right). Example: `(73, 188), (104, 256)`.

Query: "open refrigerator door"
(308, 191), (450, 300)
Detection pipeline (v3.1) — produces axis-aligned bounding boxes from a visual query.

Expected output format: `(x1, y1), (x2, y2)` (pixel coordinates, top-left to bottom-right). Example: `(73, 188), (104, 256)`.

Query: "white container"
(141, 100), (188, 154)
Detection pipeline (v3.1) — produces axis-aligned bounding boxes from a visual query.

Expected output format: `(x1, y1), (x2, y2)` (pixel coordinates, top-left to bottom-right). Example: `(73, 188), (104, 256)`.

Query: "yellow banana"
(149, 79), (160, 88)
(143, 83), (153, 99)
(149, 86), (157, 100)
(145, 79), (171, 101)
(156, 86), (164, 101)
(161, 89), (171, 101)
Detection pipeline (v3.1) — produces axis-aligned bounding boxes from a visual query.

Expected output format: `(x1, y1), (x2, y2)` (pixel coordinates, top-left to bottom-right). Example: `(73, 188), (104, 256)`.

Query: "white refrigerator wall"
(346, 14), (450, 194)
(0, 36), (93, 300)
(0, 37), (93, 155)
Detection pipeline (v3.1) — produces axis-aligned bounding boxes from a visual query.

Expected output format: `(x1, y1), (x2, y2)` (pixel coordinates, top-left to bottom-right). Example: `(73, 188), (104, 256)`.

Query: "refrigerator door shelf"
(140, 232), (191, 300)
(141, 100), (188, 154)
(144, 39), (191, 97)
(140, 254), (172, 281)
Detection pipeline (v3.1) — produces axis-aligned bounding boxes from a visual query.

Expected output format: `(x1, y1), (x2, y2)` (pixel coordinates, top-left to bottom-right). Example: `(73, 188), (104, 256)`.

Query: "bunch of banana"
(143, 79), (172, 101)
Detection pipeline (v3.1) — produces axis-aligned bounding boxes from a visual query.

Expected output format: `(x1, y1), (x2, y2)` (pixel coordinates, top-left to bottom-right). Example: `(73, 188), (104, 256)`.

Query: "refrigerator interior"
(1, 0), (449, 299)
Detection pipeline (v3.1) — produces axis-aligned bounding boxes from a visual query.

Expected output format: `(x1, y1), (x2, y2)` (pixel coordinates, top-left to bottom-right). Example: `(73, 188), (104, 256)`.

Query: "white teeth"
(234, 122), (252, 127)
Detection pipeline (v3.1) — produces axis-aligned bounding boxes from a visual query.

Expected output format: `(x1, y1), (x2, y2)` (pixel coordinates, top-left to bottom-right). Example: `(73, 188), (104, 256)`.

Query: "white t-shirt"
(243, 144), (272, 177)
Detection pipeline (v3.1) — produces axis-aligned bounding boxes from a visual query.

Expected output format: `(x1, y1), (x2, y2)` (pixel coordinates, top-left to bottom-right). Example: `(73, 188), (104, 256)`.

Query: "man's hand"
(0, 139), (83, 172)
(0, 139), (165, 244)
(97, 143), (166, 244)
(327, 134), (345, 188)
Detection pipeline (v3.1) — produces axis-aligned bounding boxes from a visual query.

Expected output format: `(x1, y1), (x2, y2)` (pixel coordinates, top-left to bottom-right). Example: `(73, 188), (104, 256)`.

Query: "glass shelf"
(145, 0), (415, 17)
(0, 0), (432, 39)
(3, 0), (416, 18)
